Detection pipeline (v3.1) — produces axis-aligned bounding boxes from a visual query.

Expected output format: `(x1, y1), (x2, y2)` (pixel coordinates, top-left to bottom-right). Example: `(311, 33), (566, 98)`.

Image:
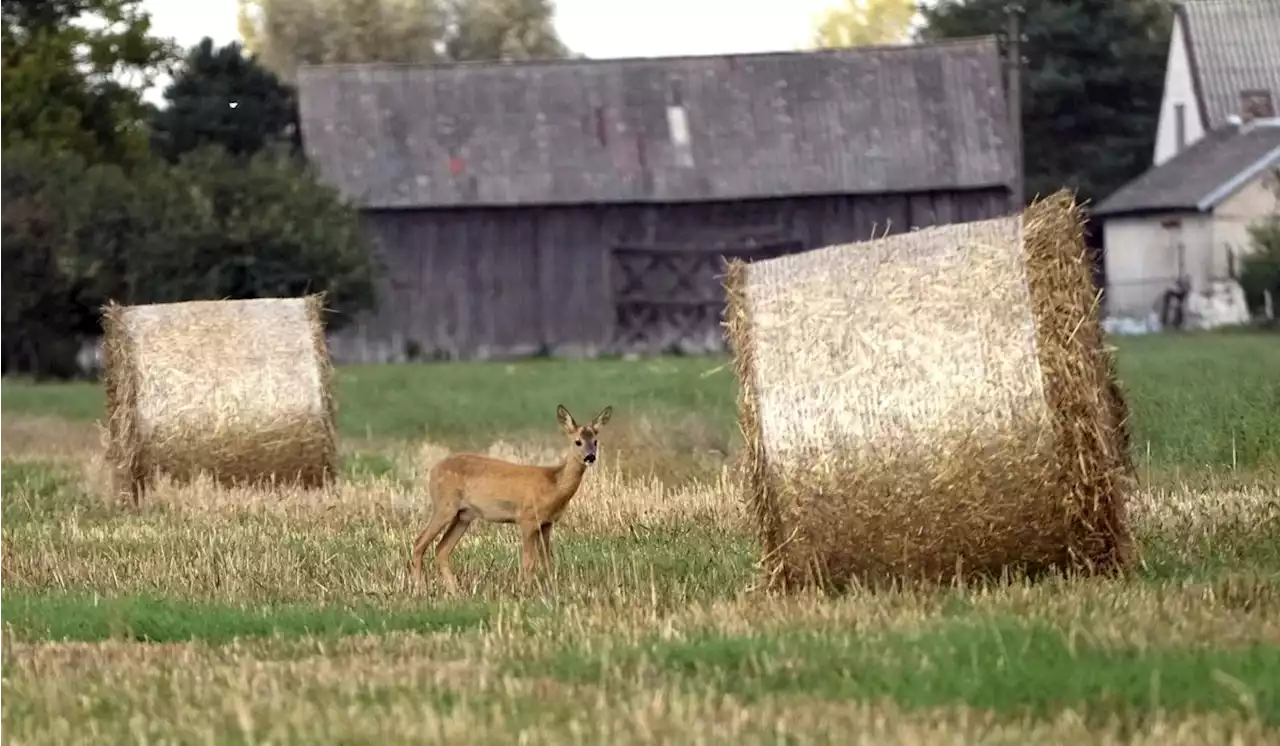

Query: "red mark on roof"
(449, 157), (465, 175)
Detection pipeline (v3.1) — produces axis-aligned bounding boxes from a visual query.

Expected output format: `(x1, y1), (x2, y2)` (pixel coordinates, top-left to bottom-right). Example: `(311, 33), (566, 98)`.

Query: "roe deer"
(410, 404), (613, 593)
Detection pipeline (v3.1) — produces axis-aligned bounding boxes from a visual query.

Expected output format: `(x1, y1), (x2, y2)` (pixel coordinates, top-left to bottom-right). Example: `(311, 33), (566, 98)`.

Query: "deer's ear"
(592, 406), (613, 430)
(556, 404), (578, 433)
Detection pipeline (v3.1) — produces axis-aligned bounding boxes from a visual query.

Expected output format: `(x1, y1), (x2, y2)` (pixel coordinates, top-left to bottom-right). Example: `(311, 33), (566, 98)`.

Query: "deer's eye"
(574, 439), (582, 446)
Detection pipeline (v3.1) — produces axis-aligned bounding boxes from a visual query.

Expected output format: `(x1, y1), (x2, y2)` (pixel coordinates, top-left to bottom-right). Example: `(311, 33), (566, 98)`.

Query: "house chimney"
(1239, 89), (1275, 123)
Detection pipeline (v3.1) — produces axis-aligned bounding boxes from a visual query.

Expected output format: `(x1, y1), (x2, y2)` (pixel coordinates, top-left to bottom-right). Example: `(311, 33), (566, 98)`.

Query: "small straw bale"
(102, 294), (338, 502)
(723, 190), (1135, 591)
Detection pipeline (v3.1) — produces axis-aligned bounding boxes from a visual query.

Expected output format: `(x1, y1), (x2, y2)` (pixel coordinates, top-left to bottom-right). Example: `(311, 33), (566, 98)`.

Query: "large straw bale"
(103, 295), (338, 502)
(723, 190), (1135, 590)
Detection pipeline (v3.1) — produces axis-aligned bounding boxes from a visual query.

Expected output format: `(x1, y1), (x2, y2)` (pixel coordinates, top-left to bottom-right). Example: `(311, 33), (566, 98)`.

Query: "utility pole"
(1005, 4), (1025, 212)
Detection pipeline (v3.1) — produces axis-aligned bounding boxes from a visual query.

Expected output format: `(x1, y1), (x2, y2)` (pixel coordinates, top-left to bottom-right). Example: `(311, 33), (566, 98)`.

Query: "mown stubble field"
(2, 332), (1279, 744)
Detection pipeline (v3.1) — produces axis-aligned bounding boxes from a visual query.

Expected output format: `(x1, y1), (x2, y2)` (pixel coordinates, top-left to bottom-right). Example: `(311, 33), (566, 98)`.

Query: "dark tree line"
(2, 1), (380, 378)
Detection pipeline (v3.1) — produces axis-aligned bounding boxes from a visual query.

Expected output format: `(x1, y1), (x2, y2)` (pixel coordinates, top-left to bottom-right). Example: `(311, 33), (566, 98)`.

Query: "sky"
(140, 0), (840, 70)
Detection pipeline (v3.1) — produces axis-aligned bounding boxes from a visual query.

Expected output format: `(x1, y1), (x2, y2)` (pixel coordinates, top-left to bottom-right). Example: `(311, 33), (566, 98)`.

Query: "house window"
(1174, 103), (1186, 151)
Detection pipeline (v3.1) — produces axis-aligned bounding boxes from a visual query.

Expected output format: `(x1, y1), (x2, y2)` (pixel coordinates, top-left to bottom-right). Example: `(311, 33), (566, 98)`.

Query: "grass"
(3, 331), (1280, 743)
(4, 331), (1278, 469)
(526, 620), (1280, 719)
(0, 593), (494, 644)
(1114, 332), (1280, 469)
(1, 355), (736, 445)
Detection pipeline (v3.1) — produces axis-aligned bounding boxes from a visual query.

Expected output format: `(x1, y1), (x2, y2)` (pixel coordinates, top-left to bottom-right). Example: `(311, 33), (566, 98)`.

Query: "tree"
(1, 145), (89, 377)
(812, 0), (916, 48)
(1, 143), (380, 378)
(236, 0), (571, 82)
(918, 0), (1172, 207)
(59, 159), (219, 309)
(444, 0), (570, 62)
(168, 146), (379, 323)
(1, 144), (222, 376)
(1241, 170), (1280, 325)
(149, 37), (301, 163)
(1, 0), (176, 165)
(238, 0), (444, 81)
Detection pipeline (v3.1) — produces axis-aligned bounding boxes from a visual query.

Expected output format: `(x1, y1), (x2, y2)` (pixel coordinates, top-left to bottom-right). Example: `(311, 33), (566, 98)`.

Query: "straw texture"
(103, 295), (338, 503)
(724, 190), (1134, 590)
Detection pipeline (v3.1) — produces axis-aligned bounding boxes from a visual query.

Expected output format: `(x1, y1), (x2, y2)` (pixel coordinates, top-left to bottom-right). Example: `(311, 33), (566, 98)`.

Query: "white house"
(1095, 120), (1280, 317)
(1152, 0), (1280, 167)
(1095, 0), (1280, 319)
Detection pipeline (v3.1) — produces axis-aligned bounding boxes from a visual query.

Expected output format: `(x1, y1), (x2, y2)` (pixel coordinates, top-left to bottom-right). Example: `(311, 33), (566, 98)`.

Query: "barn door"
(610, 239), (801, 355)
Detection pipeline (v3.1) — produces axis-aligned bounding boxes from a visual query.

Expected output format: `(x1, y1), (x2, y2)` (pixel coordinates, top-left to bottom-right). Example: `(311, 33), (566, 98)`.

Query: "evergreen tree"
(918, 0), (1172, 206)
(150, 37), (301, 163)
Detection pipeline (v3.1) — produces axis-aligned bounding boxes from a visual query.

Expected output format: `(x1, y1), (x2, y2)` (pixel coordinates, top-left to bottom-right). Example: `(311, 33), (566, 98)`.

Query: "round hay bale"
(102, 294), (338, 503)
(723, 190), (1135, 591)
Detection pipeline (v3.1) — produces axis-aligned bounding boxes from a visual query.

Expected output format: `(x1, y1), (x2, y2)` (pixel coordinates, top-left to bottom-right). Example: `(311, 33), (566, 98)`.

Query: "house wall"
(1153, 16), (1207, 167)
(327, 188), (1012, 364)
(1210, 169), (1280, 275)
(1102, 171), (1278, 317)
(1102, 212), (1211, 316)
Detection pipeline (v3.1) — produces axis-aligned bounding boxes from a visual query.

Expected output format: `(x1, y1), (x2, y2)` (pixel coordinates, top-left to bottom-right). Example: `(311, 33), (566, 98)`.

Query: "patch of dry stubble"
(1, 416), (106, 462)
(3, 409), (1278, 612)
(4, 477), (1278, 647)
(1, 429), (746, 603)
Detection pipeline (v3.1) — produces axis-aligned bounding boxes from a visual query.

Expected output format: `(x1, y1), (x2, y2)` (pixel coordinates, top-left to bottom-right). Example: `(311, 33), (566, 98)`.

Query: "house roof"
(1177, 0), (1280, 129)
(1093, 119), (1280, 217)
(295, 38), (1016, 209)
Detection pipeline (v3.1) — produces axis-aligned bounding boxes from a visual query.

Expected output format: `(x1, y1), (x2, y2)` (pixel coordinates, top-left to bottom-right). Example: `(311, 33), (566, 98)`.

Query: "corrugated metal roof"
(295, 38), (1016, 208)
(1179, 0), (1280, 128)
(1093, 119), (1280, 216)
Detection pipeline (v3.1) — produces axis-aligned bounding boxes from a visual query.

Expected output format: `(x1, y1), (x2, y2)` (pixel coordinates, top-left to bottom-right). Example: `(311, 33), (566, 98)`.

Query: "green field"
(3, 331), (1279, 743)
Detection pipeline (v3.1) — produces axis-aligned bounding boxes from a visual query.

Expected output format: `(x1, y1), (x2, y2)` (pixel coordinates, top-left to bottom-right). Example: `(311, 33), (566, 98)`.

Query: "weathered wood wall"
(327, 189), (1012, 364)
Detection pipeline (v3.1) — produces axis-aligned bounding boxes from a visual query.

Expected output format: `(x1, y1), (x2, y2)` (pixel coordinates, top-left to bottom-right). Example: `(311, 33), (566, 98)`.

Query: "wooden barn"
(295, 38), (1019, 363)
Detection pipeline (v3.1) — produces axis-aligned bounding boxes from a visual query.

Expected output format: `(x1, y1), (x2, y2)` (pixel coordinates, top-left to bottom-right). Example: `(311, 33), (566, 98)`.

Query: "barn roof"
(1093, 119), (1280, 217)
(295, 38), (1016, 209)
(1177, 0), (1280, 130)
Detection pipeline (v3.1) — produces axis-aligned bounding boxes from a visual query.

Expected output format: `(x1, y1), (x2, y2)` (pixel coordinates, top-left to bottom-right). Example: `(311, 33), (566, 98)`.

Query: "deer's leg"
(519, 521), (542, 579)
(538, 522), (554, 570)
(410, 507), (457, 584)
(434, 515), (471, 595)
